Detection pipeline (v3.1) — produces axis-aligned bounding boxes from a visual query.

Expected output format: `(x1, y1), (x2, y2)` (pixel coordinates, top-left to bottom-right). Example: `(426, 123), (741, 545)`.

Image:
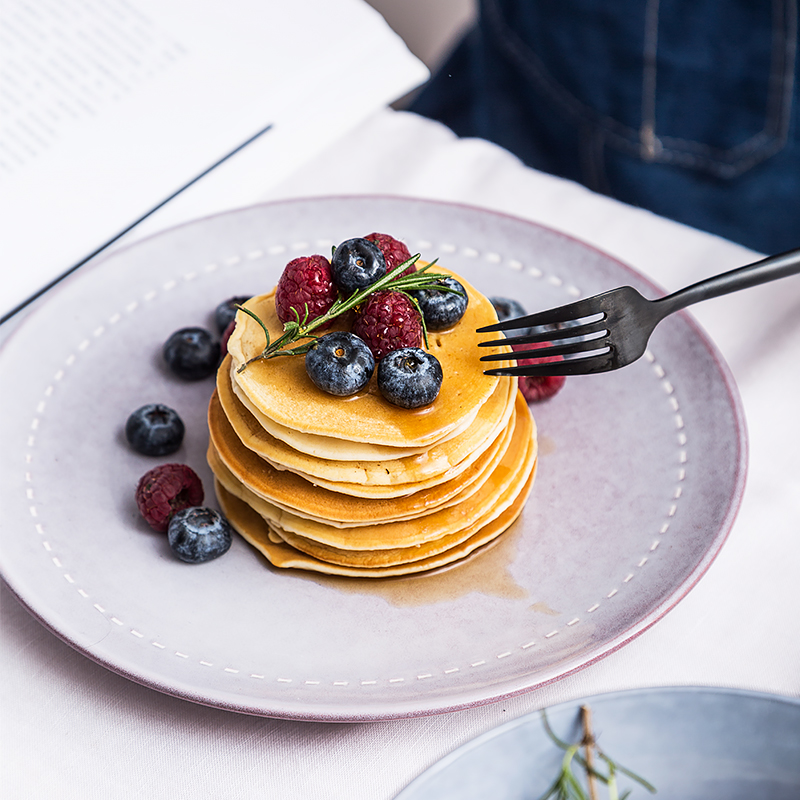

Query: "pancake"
(211, 392), (534, 551)
(216, 356), (516, 487)
(209, 253), (538, 579)
(229, 362), (486, 463)
(226, 265), (513, 448)
(267, 423), (536, 566)
(208, 393), (516, 525)
(215, 465), (535, 578)
(210, 437), (506, 528)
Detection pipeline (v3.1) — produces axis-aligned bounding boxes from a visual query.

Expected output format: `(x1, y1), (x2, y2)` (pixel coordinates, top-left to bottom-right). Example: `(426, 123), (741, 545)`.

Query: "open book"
(0, 0), (428, 321)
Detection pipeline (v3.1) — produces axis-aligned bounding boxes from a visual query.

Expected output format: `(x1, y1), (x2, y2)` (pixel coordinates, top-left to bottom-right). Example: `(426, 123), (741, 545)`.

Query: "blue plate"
(395, 687), (800, 799)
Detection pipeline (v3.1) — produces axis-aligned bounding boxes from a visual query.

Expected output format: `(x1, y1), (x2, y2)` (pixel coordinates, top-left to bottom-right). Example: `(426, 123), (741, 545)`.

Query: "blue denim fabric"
(410, 0), (799, 254)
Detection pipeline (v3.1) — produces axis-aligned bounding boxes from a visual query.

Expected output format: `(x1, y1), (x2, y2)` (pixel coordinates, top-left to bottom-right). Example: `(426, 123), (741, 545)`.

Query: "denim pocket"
(484, 0), (797, 179)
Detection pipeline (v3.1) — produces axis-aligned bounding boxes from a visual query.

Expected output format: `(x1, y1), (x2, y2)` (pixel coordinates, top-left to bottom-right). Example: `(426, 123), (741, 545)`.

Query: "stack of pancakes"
(207, 266), (538, 577)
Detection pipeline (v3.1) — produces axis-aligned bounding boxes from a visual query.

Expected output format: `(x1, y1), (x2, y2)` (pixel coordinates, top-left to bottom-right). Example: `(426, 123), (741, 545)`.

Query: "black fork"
(478, 248), (800, 376)
(477, 247), (800, 377)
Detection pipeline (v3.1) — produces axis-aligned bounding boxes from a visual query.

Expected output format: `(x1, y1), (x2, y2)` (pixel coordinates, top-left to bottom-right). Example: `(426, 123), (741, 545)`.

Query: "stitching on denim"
(645, 0), (796, 164)
(640, 0), (662, 160)
(765, 0), (797, 139)
(774, 0), (797, 137)
(626, 137), (786, 179)
(484, 0), (797, 177)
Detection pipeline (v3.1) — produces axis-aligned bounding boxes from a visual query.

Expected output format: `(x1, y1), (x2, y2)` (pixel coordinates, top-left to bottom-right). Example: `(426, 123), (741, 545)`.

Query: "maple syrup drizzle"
(301, 518), (529, 607)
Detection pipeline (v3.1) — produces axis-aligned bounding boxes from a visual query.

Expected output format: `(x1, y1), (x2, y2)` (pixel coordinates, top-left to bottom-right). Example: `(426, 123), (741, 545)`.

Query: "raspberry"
(365, 232), (416, 278)
(352, 290), (422, 360)
(135, 463), (204, 533)
(512, 343), (566, 402)
(275, 255), (338, 325)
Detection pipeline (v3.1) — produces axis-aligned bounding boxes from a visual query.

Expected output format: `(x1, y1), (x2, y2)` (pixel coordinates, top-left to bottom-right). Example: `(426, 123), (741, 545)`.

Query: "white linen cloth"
(2, 109), (798, 799)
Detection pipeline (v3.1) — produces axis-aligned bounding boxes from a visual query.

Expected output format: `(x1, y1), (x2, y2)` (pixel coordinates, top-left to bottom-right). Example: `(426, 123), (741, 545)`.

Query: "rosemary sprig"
(537, 707), (656, 800)
(235, 254), (461, 372)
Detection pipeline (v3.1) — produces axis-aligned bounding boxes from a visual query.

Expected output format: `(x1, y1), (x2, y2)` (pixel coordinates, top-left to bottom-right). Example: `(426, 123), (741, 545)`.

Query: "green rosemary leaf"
(394, 289), (430, 348)
(538, 708), (655, 800)
(535, 775), (564, 800)
(602, 757), (657, 794)
(561, 753), (589, 800)
(540, 711), (575, 752)
(236, 305), (271, 349)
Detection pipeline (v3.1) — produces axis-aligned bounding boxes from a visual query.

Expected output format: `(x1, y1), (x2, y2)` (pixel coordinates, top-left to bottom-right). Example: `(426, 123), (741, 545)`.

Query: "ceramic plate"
(0, 197), (747, 720)
(394, 687), (800, 799)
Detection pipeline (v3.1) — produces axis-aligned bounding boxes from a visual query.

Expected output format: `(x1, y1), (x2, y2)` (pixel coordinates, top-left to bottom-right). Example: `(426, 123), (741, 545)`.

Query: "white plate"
(395, 687), (800, 799)
(0, 197), (747, 721)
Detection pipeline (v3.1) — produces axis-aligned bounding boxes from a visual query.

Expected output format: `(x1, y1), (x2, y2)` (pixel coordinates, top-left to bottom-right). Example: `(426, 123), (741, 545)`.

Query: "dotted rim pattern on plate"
(20, 238), (687, 690)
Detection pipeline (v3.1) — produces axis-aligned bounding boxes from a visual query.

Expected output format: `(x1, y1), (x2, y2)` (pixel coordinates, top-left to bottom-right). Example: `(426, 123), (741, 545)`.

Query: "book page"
(0, 0), (427, 320)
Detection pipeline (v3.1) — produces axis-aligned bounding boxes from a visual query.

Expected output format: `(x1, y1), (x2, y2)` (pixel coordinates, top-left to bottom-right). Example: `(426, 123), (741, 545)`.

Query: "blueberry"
(305, 331), (375, 396)
(167, 507), (232, 563)
(490, 295), (582, 337)
(377, 347), (443, 408)
(214, 296), (251, 335)
(125, 403), (185, 456)
(410, 277), (468, 331)
(163, 327), (219, 380)
(330, 238), (386, 296)
(489, 296), (533, 337)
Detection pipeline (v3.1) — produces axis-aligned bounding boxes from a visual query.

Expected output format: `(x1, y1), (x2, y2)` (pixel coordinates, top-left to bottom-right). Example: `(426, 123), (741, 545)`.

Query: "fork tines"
(477, 317), (607, 352)
(481, 349), (614, 377)
(477, 295), (606, 334)
(477, 295), (613, 376)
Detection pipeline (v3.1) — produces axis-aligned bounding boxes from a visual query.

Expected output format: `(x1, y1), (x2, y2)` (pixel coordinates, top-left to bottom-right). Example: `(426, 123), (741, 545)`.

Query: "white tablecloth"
(2, 109), (799, 799)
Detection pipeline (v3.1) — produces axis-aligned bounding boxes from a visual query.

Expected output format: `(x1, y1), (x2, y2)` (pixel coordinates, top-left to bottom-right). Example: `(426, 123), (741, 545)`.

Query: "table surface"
(2, 108), (798, 800)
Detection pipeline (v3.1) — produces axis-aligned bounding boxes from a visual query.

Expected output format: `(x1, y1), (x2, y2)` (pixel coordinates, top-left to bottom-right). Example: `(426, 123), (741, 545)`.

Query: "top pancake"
(216, 355), (515, 486)
(226, 264), (512, 447)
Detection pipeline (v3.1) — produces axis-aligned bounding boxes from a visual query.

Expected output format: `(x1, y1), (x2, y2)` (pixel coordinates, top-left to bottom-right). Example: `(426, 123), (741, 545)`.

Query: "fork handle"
(654, 246), (800, 318)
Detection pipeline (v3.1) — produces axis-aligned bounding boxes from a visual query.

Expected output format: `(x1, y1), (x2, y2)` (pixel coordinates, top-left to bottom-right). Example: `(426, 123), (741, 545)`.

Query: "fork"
(477, 247), (800, 377)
